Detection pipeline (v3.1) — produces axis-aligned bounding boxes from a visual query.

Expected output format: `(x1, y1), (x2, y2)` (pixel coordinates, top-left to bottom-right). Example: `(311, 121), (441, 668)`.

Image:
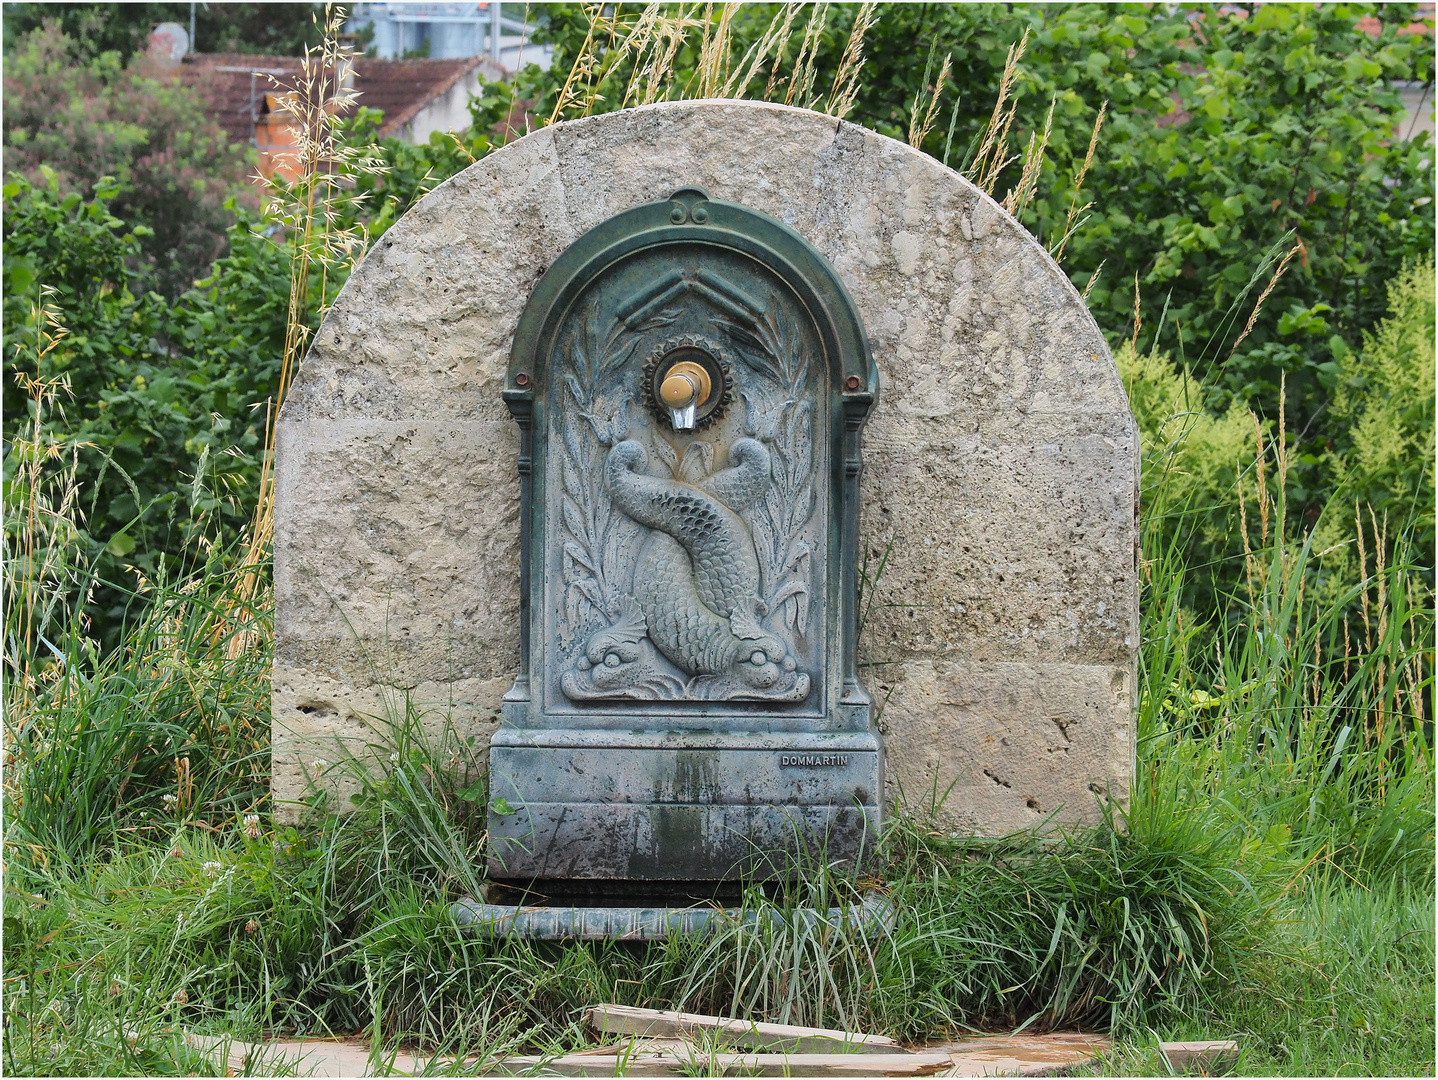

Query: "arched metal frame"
(502, 187), (878, 723)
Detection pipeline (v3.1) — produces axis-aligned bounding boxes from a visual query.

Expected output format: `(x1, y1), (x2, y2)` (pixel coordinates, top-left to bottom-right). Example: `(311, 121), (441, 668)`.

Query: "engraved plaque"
(488, 188), (881, 885)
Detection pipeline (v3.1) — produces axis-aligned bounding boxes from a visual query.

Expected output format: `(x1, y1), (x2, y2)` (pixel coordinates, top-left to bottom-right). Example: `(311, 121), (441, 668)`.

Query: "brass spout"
(660, 360), (711, 431)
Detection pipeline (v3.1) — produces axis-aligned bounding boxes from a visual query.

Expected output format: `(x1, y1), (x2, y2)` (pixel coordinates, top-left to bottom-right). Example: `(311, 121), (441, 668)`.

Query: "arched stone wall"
(273, 99), (1138, 833)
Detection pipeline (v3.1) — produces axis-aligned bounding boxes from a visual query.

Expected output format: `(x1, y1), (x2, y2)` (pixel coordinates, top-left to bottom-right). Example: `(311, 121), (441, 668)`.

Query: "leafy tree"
(1, 2), (324, 61)
(2, 173), (289, 645)
(3, 23), (253, 297)
(1022, 6), (1433, 441)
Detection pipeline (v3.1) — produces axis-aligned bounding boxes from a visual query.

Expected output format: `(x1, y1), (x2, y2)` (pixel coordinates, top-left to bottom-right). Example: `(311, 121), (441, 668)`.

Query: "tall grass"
(244, 5), (380, 591)
(543, 2), (879, 124)
(1131, 367), (1433, 887)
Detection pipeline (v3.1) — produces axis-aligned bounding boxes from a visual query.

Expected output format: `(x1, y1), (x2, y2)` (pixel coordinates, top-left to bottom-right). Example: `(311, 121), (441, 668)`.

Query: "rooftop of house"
(179, 52), (506, 143)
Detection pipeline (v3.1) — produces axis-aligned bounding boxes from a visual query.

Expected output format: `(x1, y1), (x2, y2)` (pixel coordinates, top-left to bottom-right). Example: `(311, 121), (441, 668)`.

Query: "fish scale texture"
(606, 442), (762, 620)
(635, 532), (737, 675)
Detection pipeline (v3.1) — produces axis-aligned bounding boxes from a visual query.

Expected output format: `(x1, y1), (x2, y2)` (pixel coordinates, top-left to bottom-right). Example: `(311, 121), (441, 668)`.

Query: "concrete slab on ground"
(1159, 1039), (1239, 1074)
(184, 1030), (1110, 1076)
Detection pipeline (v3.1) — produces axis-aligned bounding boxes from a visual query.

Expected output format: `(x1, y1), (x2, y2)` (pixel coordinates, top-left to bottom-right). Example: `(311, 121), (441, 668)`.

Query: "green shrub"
(1118, 339), (1256, 588)
(3, 173), (288, 645)
(2, 23), (252, 297)
(1327, 257), (1436, 576)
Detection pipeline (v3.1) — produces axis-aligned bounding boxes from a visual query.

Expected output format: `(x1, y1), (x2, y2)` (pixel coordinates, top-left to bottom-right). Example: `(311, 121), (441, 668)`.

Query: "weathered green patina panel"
(489, 188), (881, 886)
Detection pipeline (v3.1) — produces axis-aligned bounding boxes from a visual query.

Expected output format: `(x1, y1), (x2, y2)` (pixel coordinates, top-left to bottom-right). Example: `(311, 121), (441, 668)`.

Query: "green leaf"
(489, 796), (516, 816)
(105, 532), (135, 557)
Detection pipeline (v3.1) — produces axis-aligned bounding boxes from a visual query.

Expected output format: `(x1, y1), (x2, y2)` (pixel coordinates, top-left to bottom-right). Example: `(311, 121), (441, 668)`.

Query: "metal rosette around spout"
(641, 334), (734, 432)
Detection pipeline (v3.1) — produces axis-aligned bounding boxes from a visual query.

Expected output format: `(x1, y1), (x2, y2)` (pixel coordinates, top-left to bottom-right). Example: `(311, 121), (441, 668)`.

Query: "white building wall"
(398, 68), (484, 143)
(348, 2), (552, 67)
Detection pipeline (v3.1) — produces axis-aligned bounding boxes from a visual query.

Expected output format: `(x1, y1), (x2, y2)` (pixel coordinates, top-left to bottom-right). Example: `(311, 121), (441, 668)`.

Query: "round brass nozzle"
(659, 360), (712, 409)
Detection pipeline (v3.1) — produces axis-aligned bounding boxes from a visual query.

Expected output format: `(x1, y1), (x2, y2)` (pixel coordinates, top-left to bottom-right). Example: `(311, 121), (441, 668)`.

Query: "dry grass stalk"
(908, 51), (953, 150)
(618, 3), (665, 107)
(1276, 372), (1288, 542)
(1051, 99), (1107, 263)
(784, 3), (830, 109)
(694, 2), (716, 93)
(1229, 243), (1300, 358)
(720, 4), (793, 99)
(644, 9), (700, 105)
(1371, 506), (1389, 759)
(1251, 411), (1270, 548)
(241, 5), (381, 618)
(1235, 407), (1277, 604)
(1356, 502), (1373, 653)
(719, 4), (787, 98)
(1343, 618), (1352, 683)
(763, 5), (803, 101)
(966, 28), (1029, 194)
(3, 291), (91, 689)
(1371, 507), (1389, 646)
(1002, 93), (1054, 218)
(1081, 260), (1105, 303)
(635, 4), (708, 106)
(1237, 468), (1255, 608)
(697, 3), (740, 99)
(824, 2), (878, 119)
(175, 755), (193, 814)
(1403, 578), (1425, 729)
(548, 4), (608, 125)
(1130, 274), (1142, 350)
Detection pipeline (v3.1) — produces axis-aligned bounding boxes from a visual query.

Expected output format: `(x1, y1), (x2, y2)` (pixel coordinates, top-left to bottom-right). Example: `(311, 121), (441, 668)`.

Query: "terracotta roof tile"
(180, 52), (489, 141)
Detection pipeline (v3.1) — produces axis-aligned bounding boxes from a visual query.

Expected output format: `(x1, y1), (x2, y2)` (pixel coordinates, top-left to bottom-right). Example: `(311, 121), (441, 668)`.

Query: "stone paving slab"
(1159, 1039), (1239, 1074)
(924, 1034), (1110, 1077)
(183, 1030), (1109, 1076)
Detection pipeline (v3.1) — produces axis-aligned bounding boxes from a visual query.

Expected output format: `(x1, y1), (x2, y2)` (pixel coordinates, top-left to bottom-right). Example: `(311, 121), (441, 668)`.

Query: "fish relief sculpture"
(538, 217), (829, 709)
(562, 430), (809, 702)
